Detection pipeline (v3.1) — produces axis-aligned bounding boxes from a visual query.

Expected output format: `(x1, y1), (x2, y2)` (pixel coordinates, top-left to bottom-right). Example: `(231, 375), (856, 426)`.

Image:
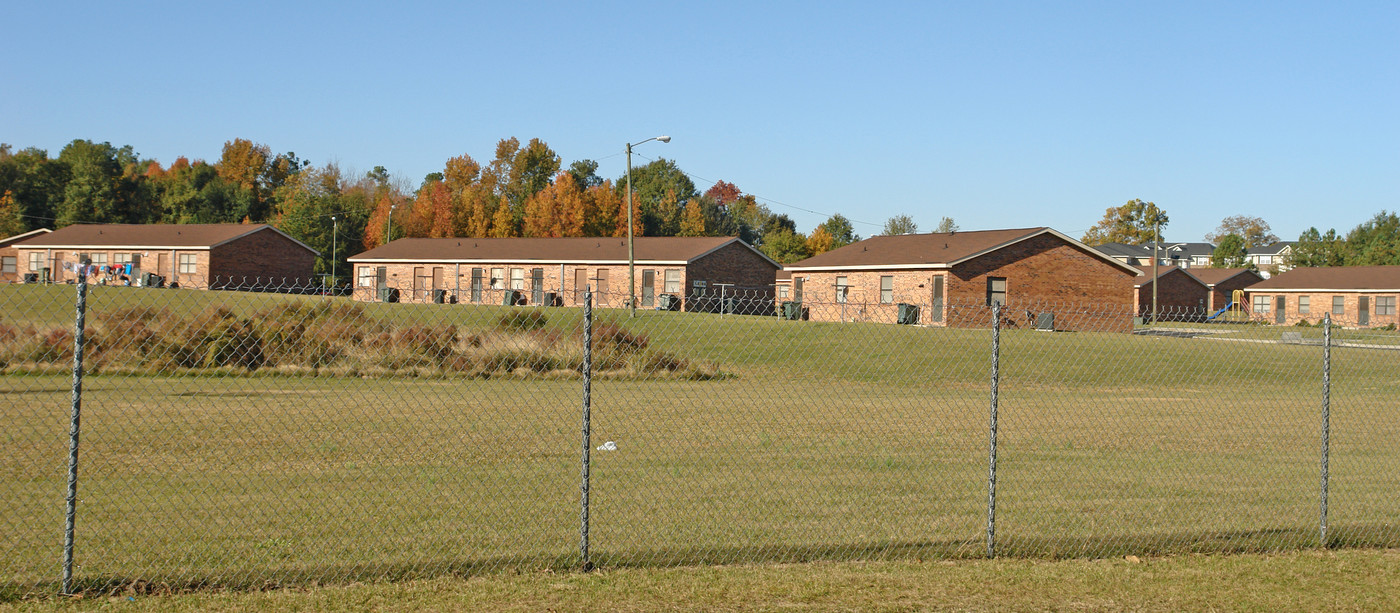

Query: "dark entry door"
(1275, 296), (1286, 325)
(930, 276), (945, 323)
(531, 268), (544, 305)
(1359, 296), (1370, 326)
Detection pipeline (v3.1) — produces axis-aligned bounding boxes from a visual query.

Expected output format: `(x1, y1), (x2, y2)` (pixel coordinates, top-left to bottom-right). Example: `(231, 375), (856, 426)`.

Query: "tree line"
(2, 138), (949, 282)
(1081, 199), (1400, 271)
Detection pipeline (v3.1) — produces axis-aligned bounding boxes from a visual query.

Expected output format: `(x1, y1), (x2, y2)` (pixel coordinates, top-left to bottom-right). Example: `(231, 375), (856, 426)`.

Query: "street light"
(626, 135), (670, 317)
(331, 215), (338, 296)
(386, 204), (397, 246)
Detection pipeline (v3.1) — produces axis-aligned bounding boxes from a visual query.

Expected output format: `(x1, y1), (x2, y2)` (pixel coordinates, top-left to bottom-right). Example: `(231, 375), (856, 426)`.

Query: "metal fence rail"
(1, 277), (1397, 598)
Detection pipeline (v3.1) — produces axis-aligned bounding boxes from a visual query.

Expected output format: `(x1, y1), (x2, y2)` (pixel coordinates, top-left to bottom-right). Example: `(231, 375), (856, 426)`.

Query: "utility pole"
(1152, 216), (1160, 326)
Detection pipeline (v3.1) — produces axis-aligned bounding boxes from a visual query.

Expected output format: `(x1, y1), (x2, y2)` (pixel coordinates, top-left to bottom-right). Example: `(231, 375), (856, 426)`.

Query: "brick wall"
(685, 242), (778, 312)
(1134, 269), (1209, 320)
(1246, 290), (1400, 328)
(784, 270), (943, 324)
(1207, 273), (1263, 313)
(210, 228), (316, 288)
(946, 234), (1136, 332)
(11, 247), (199, 287)
(350, 261), (693, 310)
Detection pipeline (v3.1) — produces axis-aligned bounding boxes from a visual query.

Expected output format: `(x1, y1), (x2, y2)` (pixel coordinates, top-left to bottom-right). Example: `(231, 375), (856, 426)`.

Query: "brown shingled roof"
(349, 236), (774, 265)
(0, 228), (50, 248)
(15, 224), (307, 251)
(1250, 266), (1400, 291)
(785, 227), (1137, 273)
(1131, 265), (1206, 287)
(1188, 267), (1263, 287)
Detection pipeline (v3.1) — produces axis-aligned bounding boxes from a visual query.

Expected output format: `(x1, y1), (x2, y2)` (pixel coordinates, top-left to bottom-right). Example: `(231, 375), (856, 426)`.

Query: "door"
(413, 267), (426, 301)
(574, 269), (589, 304)
(930, 275), (945, 323)
(1359, 296), (1370, 326)
(157, 253), (168, 277)
(1275, 296), (1286, 325)
(641, 270), (656, 307)
(595, 269), (610, 306)
(471, 268), (483, 303)
(531, 268), (544, 305)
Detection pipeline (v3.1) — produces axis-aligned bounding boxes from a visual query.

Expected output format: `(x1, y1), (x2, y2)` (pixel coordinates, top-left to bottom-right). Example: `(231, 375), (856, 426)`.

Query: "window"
(1258, 255), (1273, 265)
(1333, 296), (1345, 315)
(777, 285), (789, 301)
(90, 253), (107, 267)
(178, 253), (197, 274)
(113, 253), (132, 266)
(1377, 296), (1396, 316)
(1252, 295), (1271, 313)
(29, 252), (43, 272)
(1, 256), (14, 274)
(986, 277), (1006, 307)
(490, 268), (505, 290)
(835, 276), (848, 303)
(509, 268), (524, 291)
(663, 269), (681, 293)
(471, 268), (484, 302)
(357, 266), (375, 287)
(879, 276), (894, 304)
(1298, 296), (1310, 314)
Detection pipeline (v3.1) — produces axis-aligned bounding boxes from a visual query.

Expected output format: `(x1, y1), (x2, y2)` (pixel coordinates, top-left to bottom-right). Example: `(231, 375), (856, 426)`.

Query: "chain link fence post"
(986, 302), (1001, 559)
(62, 266), (90, 595)
(1320, 313), (1331, 548)
(579, 286), (594, 571)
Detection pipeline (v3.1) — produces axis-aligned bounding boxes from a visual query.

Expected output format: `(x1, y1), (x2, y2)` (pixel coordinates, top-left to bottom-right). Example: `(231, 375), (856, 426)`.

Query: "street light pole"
(625, 135), (670, 317)
(386, 204), (397, 247)
(331, 215), (338, 295)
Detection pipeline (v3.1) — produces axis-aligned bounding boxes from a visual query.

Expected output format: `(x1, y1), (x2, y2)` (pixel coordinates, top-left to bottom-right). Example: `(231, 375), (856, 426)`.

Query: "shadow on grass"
(4, 524), (1396, 601)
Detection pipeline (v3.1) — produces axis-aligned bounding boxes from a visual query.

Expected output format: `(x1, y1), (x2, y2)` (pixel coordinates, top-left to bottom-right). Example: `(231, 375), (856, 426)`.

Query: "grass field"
(3, 283), (1399, 599)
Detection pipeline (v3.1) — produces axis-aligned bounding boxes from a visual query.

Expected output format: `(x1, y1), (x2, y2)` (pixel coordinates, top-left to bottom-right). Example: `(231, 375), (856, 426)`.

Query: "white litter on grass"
(596, 441), (617, 451)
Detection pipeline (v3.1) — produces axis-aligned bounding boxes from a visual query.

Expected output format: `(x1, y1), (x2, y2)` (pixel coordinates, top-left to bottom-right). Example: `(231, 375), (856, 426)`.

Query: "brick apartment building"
(0, 229), (51, 283)
(781, 227), (1140, 332)
(347, 236), (779, 311)
(1133, 265), (1209, 320)
(1188, 267), (1264, 314)
(12, 224), (318, 288)
(1246, 266), (1400, 327)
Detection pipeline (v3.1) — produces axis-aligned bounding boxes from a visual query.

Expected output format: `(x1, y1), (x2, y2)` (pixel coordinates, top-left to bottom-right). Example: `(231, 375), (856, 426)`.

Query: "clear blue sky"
(4, 1), (1396, 243)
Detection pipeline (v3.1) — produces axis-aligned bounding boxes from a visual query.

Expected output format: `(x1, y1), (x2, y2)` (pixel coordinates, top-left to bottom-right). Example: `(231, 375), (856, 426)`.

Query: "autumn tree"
(882, 215), (917, 236)
(1205, 215), (1279, 248)
(523, 171), (587, 237)
(704, 180), (742, 206)
(678, 202), (706, 237)
(489, 196), (516, 237)
(805, 226), (835, 255)
(582, 181), (623, 237)
(1081, 199), (1167, 246)
(0, 190), (25, 237)
(1210, 234), (1249, 268)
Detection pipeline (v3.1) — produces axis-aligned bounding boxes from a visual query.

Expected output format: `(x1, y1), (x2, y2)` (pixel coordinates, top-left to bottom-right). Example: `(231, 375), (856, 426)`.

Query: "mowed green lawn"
(2, 284), (1399, 598)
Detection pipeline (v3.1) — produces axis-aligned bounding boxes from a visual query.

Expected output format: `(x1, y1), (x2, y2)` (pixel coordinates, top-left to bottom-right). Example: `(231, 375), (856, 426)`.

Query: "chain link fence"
(2, 275), (1398, 598)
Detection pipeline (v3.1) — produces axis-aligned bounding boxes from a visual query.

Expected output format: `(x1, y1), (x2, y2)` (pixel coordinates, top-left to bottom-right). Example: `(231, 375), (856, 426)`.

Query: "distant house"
(1188, 267), (1264, 314)
(1093, 241), (1214, 269)
(1, 229), (51, 283)
(1133, 265), (1209, 320)
(1246, 266), (1400, 327)
(782, 227), (1140, 332)
(1093, 243), (1154, 267)
(346, 236), (778, 312)
(13, 224), (318, 288)
(1245, 242), (1295, 278)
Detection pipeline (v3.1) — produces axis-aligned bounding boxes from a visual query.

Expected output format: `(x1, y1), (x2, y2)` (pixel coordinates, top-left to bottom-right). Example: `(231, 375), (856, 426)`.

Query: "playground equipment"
(1208, 289), (1248, 322)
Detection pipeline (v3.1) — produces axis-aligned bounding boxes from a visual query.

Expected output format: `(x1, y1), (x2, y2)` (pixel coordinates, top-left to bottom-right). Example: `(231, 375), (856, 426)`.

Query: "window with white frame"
(357, 266), (375, 287)
(663, 269), (681, 293)
(178, 253), (197, 274)
(113, 253), (132, 266)
(90, 253), (107, 268)
(1377, 296), (1396, 316)
(835, 276), (849, 303)
(1298, 296), (1310, 314)
(490, 267), (504, 290)
(509, 268), (524, 290)
(879, 276), (894, 304)
(777, 285), (789, 301)
(1333, 296), (1345, 315)
(28, 252), (43, 271)
(1252, 294), (1271, 313)
(1, 256), (14, 274)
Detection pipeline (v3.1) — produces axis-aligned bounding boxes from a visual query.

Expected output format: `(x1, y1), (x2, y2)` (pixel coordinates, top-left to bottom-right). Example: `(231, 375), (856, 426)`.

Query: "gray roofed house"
(1245, 241), (1296, 277)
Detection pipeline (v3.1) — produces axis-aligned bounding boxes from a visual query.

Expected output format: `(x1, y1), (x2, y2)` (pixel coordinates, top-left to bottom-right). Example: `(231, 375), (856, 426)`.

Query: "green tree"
(759, 229), (811, 264)
(0, 145), (69, 230)
(1210, 234), (1249, 268)
(1081, 199), (1167, 246)
(818, 214), (859, 248)
(616, 158), (697, 237)
(1205, 215), (1279, 248)
(1344, 211), (1400, 265)
(567, 159), (602, 190)
(1287, 227), (1347, 268)
(882, 214), (917, 235)
(935, 217), (958, 233)
(56, 139), (139, 226)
